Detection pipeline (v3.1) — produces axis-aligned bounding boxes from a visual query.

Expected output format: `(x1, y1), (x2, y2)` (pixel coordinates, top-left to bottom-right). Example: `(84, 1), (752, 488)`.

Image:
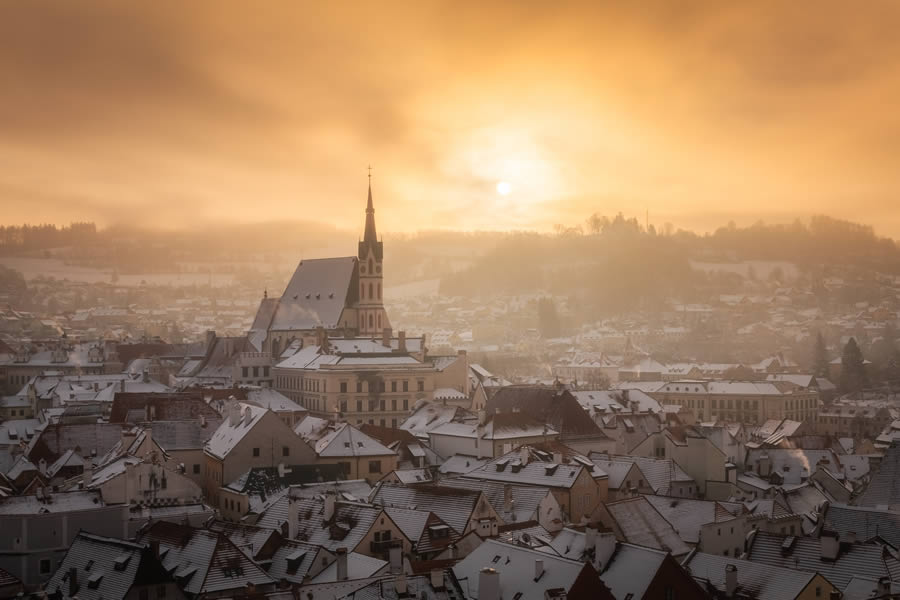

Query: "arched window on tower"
(368, 314), (374, 330)
(369, 283), (374, 299)
(369, 259), (374, 273)
(377, 313), (381, 329)
(361, 283), (365, 299)
(377, 283), (381, 299)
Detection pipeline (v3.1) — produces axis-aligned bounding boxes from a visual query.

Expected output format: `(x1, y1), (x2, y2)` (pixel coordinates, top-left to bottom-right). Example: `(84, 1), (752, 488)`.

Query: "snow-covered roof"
(204, 403), (268, 460)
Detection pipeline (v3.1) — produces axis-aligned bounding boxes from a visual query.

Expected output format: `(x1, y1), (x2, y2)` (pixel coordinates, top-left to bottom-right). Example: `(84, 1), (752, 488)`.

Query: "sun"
(496, 181), (512, 196)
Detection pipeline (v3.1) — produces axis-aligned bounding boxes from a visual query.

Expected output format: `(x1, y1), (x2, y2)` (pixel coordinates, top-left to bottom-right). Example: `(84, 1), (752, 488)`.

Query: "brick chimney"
(478, 568), (500, 600)
(68, 567), (78, 596)
(383, 327), (392, 348)
(398, 331), (407, 353)
(336, 548), (348, 581)
(725, 564), (737, 597)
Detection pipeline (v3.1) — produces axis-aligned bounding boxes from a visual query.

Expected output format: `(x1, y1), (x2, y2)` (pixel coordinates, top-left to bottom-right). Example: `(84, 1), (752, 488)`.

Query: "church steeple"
(364, 171), (377, 245)
(357, 167), (389, 336)
(359, 167), (383, 261)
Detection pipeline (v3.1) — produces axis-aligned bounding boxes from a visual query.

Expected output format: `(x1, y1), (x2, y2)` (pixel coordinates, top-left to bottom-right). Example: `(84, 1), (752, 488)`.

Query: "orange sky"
(2, 1), (900, 235)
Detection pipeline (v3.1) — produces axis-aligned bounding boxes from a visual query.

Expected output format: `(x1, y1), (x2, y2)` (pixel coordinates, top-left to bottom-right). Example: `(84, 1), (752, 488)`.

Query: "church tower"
(358, 173), (390, 336)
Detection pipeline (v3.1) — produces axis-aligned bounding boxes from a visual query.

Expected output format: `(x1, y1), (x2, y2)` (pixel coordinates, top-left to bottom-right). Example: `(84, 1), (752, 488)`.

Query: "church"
(248, 178), (391, 357)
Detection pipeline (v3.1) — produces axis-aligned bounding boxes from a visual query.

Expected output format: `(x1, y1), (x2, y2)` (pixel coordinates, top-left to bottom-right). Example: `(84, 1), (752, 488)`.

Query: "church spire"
(363, 166), (377, 245)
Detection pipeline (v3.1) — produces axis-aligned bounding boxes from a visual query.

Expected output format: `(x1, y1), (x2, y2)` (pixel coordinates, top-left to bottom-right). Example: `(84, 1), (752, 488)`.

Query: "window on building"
(403, 399), (408, 410)
(391, 418), (397, 428)
(253, 366), (259, 378)
(193, 464), (200, 474)
(340, 400), (347, 413)
(283, 447), (290, 457)
(417, 380), (424, 392)
(242, 367), (249, 378)
(403, 380), (408, 392)
(40, 559), (52, 574)
(380, 418), (386, 427)
(391, 399), (397, 411)
(357, 400), (363, 412)
(340, 382), (347, 393)
(391, 381), (397, 393)
(357, 381), (363, 393)
(253, 448), (260, 457)
(263, 366), (269, 377)
(369, 460), (382, 473)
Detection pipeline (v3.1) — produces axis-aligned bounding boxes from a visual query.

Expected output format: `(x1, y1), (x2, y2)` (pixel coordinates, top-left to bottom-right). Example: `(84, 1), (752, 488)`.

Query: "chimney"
(206, 330), (216, 353)
(820, 531), (840, 561)
(243, 406), (253, 427)
(142, 369), (150, 383)
(519, 446), (530, 465)
(150, 540), (160, 558)
(877, 577), (891, 596)
(758, 453), (772, 478)
(399, 331), (407, 353)
(336, 548), (348, 581)
(430, 568), (444, 590)
(229, 402), (241, 427)
(395, 574), (408, 596)
(478, 410), (488, 426)
(630, 399), (639, 414)
(145, 404), (152, 422)
(68, 567), (78, 596)
(199, 414), (207, 428)
(149, 405), (156, 421)
(503, 485), (514, 513)
(38, 458), (47, 476)
(287, 497), (299, 539)
(843, 530), (857, 545)
(725, 564), (738, 597)
(383, 327), (393, 348)
(324, 493), (336, 522)
(478, 568), (500, 600)
(82, 456), (93, 488)
(534, 559), (544, 581)
(389, 545), (402, 574)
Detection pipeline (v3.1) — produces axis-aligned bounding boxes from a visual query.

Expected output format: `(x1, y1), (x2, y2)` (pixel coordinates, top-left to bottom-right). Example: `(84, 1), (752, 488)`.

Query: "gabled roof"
(255, 496), (384, 552)
(603, 496), (693, 556)
(438, 478), (554, 525)
(370, 482), (484, 536)
(315, 423), (396, 457)
(108, 391), (220, 423)
(138, 521), (273, 595)
(204, 403), (268, 460)
(486, 386), (603, 436)
(824, 503), (900, 550)
(589, 452), (692, 494)
(643, 496), (744, 545)
(684, 551), (822, 600)
(858, 443), (900, 508)
(746, 530), (898, 588)
(44, 532), (174, 600)
(452, 539), (587, 600)
(270, 257), (358, 331)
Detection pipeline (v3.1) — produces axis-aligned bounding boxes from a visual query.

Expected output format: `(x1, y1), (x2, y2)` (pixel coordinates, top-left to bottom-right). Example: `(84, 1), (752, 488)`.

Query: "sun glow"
(496, 181), (512, 195)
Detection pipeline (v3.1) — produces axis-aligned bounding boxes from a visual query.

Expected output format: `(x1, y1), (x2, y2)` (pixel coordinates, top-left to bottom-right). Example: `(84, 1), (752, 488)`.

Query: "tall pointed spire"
(363, 165), (378, 245)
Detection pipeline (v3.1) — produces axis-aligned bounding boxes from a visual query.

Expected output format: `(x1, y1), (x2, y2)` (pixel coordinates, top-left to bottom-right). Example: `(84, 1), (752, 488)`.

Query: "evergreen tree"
(839, 337), (868, 394)
(812, 332), (830, 378)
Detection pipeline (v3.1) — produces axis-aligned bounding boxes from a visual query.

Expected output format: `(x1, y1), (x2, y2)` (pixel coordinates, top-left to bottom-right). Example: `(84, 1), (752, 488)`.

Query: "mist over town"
(4, 2), (900, 599)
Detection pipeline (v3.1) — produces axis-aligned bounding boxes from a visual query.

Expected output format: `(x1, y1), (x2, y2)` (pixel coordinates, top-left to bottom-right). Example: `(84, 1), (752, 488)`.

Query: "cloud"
(1, 1), (900, 235)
